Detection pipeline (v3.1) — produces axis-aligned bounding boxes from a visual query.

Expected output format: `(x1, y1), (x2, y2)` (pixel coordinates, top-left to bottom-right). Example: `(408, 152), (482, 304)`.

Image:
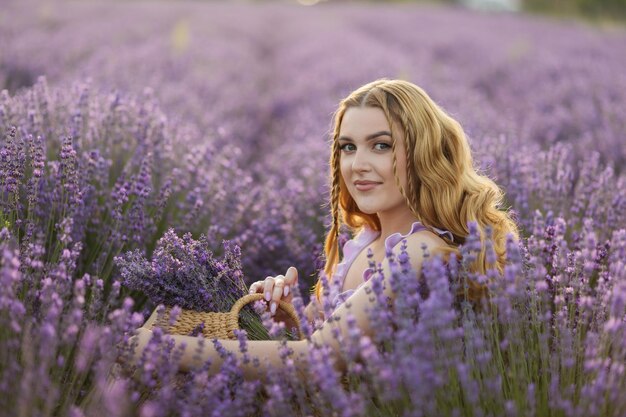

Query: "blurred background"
(291, 0), (626, 22)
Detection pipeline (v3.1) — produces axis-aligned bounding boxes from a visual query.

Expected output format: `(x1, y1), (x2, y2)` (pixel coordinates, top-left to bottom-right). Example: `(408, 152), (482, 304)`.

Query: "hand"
(248, 266), (298, 317)
(116, 327), (153, 369)
(129, 327), (153, 359)
(142, 307), (160, 330)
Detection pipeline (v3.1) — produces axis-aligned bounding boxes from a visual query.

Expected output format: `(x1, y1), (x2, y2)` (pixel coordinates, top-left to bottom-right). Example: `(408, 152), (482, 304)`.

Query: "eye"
(374, 143), (391, 151)
(339, 143), (356, 152)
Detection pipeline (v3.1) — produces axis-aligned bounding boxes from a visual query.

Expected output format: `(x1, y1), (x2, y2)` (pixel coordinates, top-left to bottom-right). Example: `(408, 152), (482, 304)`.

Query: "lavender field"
(1, 0), (626, 415)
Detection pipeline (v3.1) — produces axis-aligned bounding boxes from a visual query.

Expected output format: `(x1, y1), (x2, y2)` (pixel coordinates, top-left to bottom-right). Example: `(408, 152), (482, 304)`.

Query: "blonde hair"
(314, 78), (519, 304)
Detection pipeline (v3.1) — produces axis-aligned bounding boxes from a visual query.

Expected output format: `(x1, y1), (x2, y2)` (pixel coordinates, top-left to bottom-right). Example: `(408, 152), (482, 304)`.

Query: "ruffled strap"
(332, 227), (378, 284)
(383, 221), (454, 254)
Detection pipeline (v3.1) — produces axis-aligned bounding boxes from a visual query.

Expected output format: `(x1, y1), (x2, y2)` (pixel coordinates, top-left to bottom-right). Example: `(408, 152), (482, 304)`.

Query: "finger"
(248, 281), (263, 294)
(283, 267), (298, 297)
(272, 277), (285, 301)
(284, 266), (298, 286)
(271, 277), (286, 315)
(263, 276), (275, 301)
(271, 276), (284, 298)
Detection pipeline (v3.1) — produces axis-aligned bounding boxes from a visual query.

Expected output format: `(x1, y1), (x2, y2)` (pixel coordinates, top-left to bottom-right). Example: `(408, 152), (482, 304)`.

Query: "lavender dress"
(315, 221), (454, 317)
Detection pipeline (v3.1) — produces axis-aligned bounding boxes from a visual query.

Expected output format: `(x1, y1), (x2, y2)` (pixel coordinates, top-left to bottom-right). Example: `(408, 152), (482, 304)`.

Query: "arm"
(130, 327), (311, 384)
(131, 234), (444, 383)
(132, 299), (324, 382)
(306, 232), (446, 362)
(177, 339), (311, 379)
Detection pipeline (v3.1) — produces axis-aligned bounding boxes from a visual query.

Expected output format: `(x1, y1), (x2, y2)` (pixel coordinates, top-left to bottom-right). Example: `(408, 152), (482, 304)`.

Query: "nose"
(351, 147), (371, 172)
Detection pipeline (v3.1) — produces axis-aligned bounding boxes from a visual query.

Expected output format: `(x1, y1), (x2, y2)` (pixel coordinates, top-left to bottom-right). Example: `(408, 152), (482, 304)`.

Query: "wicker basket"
(146, 293), (304, 341)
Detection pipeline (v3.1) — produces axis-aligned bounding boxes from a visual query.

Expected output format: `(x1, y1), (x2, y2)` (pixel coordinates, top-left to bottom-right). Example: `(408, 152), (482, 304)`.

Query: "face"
(338, 106), (410, 216)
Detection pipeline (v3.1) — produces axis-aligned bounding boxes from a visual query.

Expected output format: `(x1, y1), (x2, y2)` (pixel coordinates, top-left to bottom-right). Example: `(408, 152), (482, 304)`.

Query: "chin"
(355, 204), (381, 215)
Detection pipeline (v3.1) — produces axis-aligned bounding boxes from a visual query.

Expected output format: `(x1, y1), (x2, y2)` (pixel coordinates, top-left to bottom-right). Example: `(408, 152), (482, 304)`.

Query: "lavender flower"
(115, 229), (246, 313)
(0, 1), (626, 415)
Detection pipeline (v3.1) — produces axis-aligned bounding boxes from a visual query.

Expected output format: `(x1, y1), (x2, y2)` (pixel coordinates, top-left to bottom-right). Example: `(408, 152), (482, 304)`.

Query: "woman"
(130, 78), (519, 383)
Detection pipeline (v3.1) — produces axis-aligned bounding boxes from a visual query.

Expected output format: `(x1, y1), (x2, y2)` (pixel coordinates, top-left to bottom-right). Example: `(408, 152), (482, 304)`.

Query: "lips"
(354, 180), (381, 191)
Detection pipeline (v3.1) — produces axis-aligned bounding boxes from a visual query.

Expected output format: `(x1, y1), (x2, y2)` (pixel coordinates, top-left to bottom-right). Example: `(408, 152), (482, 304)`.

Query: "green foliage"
(524, 0), (626, 21)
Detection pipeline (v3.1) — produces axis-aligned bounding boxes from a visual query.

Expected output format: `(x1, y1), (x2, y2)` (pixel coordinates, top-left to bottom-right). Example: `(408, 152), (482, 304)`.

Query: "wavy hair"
(313, 78), (519, 304)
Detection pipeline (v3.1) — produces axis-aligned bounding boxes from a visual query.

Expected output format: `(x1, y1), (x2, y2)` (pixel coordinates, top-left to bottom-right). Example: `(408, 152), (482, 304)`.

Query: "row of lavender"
(4, 1), (625, 234)
(1, 0), (625, 415)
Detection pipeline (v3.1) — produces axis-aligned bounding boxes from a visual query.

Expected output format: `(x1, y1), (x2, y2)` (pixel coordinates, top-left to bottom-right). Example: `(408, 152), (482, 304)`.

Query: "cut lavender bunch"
(115, 228), (286, 341)
(115, 228), (245, 313)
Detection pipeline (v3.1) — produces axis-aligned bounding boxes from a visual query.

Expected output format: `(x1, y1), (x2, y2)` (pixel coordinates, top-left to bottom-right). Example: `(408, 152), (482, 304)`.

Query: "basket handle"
(231, 293), (304, 340)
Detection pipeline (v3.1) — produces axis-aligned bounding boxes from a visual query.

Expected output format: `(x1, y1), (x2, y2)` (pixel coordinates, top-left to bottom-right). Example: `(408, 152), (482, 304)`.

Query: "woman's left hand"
(125, 327), (153, 365)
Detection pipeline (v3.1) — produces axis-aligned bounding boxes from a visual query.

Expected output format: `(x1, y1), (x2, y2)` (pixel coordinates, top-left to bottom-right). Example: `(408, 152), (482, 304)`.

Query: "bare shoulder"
(393, 230), (448, 256)
(308, 230), (451, 363)
(390, 230), (449, 266)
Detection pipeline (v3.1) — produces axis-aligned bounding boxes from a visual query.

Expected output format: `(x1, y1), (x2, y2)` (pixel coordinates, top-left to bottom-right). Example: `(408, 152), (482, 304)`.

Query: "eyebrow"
(337, 131), (392, 142)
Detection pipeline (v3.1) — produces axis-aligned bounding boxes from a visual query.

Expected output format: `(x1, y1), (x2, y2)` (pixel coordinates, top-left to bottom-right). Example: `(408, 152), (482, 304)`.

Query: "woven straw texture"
(147, 293), (304, 340)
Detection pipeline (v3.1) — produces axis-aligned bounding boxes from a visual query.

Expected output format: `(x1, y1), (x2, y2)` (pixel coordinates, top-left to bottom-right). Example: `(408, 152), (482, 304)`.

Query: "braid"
(317, 138), (342, 303)
(330, 139), (342, 238)
(391, 128), (420, 222)
(403, 126), (422, 221)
